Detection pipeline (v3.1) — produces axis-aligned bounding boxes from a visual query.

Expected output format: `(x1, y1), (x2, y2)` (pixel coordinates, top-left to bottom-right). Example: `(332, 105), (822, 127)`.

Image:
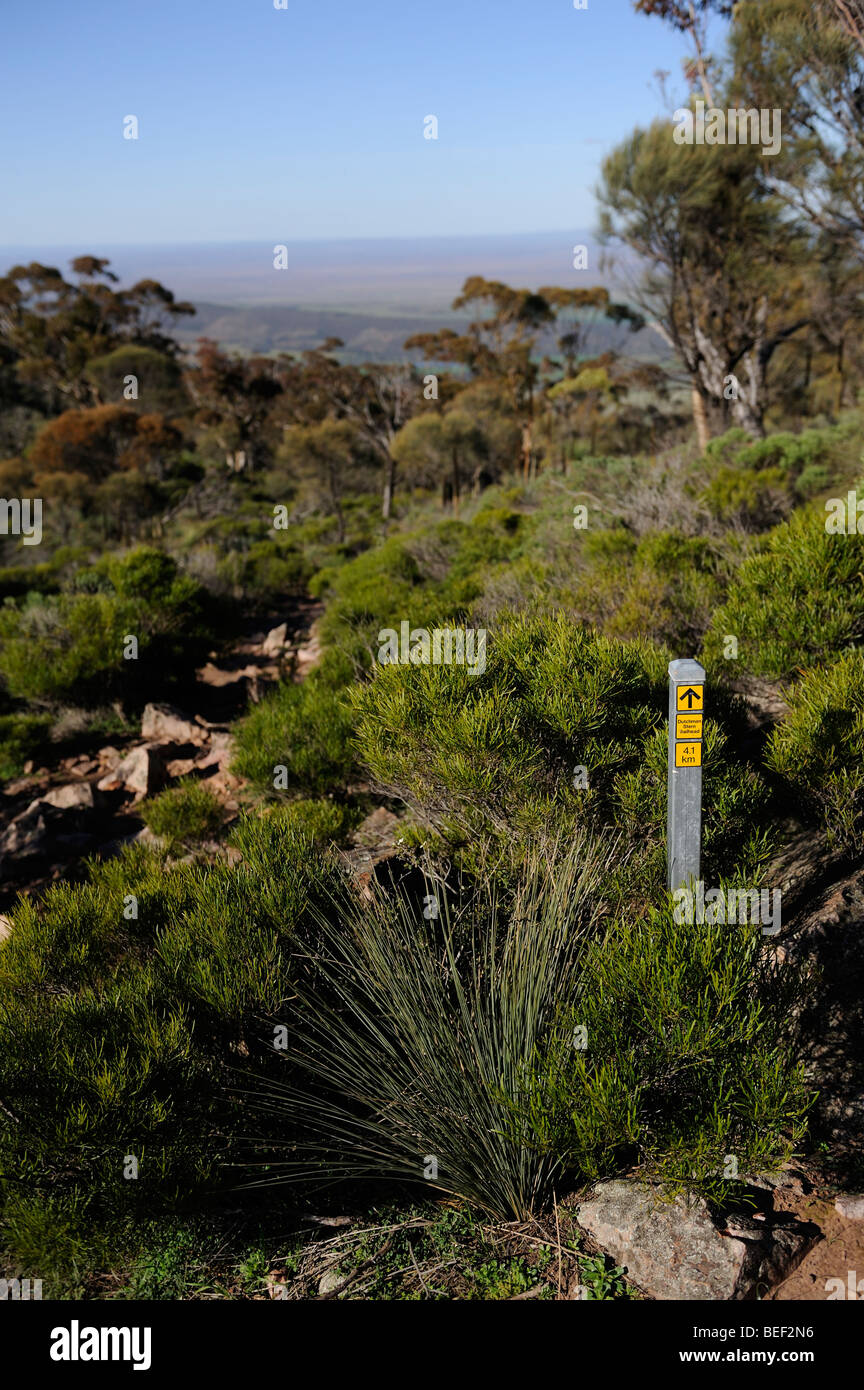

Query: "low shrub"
(504, 902), (811, 1193)
(0, 547), (212, 706)
(246, 846), (808, 1220)
(703, 508), (864, 679)
(0, 711), (52, 780)
(245, 840), (618, 1220)
(140, 780), (224, 849)
(0, 823), (341, 1280)
(231, 650), (357, 795)
(352, 611), (768, 885)
(574, 528), (727, 650)
(766, 650), (864, 847)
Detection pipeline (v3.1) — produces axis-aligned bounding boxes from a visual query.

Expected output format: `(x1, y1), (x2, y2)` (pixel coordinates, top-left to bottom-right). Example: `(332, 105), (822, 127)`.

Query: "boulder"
(0, 799), (65, 866)
(141, 703), (209, 748)
(261, 622), (288, 657)
(97, 744), (165, 799)
(165, 758), (198, 780)
(194, 731), (233, 772)
(577, 1179), (820, 1301)
(42, 782), (94, 811)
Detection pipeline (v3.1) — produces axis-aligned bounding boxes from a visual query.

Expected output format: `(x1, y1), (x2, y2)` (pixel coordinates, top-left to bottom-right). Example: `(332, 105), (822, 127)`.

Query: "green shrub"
(234, 799), (358, 848)
(703, 508), (864, 679)
(504, 901), (810, 1193)
(766, 650), (864, 847)
(215, 539), (311, 603)
(0, 825), (340, 1272)
(231, 650), (357, 795)
(140, 780), (224, 849)
(0, 547), (211, 705)
(0, 711), (52, 780)
(574, 529), (727, 649)
(352, 611), (767, 884)
(248, 847), (807, 1219)
(701, 465), (789, 530)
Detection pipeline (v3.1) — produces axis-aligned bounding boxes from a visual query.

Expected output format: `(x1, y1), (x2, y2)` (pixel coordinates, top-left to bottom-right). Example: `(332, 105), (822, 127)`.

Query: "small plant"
(501, 901), (812, 1192)
(140, 780), (224, 849)
(577, 1252), (632, 1300)
(0, 711), (52, 780)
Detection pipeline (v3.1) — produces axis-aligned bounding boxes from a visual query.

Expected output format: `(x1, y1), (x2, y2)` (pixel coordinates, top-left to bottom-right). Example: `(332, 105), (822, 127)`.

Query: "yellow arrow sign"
(676, 684), (704, 712)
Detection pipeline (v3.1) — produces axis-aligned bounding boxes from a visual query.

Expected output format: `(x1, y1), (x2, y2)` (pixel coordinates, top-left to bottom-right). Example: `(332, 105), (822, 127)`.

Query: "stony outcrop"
(141, 703), (209, 747)
(577, 1179), (820, 1301)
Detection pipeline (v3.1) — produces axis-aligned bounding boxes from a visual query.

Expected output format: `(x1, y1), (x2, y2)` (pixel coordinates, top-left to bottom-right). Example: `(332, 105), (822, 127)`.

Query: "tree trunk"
(521, 422), (532, 479)
(691, 384), (711, 452)
(381, 453), (396, 520)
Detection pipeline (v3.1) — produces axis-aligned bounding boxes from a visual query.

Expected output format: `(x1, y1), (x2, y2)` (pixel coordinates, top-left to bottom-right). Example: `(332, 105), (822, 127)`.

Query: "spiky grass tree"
(241, 834), (620, 1220)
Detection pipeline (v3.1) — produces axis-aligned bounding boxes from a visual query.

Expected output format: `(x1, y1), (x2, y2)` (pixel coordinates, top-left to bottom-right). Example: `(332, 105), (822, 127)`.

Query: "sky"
(0, 0), (706, 246)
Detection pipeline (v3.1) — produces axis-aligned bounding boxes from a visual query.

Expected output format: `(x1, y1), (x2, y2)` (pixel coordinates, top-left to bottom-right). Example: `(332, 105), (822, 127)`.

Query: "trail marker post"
(667, 657), (705, 892)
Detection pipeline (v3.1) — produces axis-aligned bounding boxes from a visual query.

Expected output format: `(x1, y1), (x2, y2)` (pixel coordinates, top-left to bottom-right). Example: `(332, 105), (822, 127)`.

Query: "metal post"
(667, 657), (705, 892)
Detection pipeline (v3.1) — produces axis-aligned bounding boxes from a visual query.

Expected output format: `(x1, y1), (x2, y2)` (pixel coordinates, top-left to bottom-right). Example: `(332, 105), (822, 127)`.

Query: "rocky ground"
(0, 601), (322, 910)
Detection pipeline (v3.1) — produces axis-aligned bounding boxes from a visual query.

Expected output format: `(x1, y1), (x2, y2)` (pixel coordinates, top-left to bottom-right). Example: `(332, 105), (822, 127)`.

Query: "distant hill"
(0, 232), (663, 363)
(170, 302), (460, 363)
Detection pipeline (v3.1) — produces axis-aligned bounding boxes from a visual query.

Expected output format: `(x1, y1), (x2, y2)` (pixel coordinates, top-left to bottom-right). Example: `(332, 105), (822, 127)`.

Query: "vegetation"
(4, 0), (864, 1302)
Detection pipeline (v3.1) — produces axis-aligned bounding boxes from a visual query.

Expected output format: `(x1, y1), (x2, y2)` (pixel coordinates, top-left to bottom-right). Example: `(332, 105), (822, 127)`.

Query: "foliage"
(0, 548), (211, 706)
(766, 649), (864, 846)
(140, 780), (224, 850)
(352, 611), (767, 884)
(503, 902), (811, 1193)
(244, 842), (618, 1220)
(703, 508), (864, 678)
(231, 652), (357, 795)
(0, 711), (52, 779)
(0, 824), (340, 1277)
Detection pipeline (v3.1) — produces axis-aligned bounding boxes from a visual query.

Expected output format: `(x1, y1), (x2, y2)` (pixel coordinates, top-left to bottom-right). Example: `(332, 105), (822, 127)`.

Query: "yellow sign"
(675, 742), (702, 768)
(676, 684), (704, 713)
(676, 712), (703, 740)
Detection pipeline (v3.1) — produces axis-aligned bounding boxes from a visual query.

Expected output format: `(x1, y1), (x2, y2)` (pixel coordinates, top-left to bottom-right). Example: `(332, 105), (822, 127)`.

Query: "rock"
(42, 782), (94, 811)
(751, 1165), (810, 1196)
(347, 807), (403, 866)
(194, 731), (233, 772)
(141, 703), (209, 747)
(0, 797), (76, 869)
(165, 758), (198, 780)
(294, 625), (322, 680)
(577, 1179), (819, 1301)
(0, 914), (13, 944)
(318, 1268), (347, 1296)
(835, 1194), (864, 1220)
(97, 744), (165, 799)
(1, 801), (52, 859)
(261, 622), (288, 657)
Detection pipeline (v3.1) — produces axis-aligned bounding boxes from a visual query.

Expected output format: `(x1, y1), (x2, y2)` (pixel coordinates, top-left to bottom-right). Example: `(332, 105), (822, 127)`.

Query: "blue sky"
(1, 0), (707, 244)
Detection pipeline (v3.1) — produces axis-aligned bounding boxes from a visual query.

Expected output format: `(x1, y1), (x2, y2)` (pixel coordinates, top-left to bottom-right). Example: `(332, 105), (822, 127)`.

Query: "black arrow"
(679, 687), (701, 708)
